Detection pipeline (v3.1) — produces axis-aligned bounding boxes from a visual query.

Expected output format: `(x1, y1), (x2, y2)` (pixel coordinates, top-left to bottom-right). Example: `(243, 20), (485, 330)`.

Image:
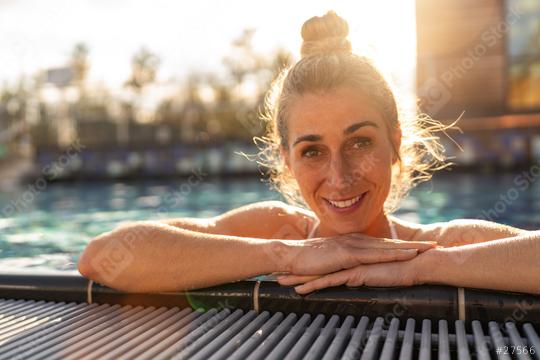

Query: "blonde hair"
(255, 11), (453, 212)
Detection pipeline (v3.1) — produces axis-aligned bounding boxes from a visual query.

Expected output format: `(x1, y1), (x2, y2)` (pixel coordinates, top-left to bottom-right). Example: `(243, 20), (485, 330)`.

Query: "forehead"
(287, 86), (385, 138)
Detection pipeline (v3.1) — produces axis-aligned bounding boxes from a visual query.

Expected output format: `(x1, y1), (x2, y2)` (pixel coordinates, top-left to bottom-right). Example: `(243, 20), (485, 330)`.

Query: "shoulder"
(211, 200), (317, 239)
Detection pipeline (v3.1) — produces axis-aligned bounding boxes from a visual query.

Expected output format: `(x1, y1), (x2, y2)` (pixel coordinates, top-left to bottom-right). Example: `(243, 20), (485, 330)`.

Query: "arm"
(78, 201), (309, 292)
(416, 219), (527, 247)
(284, 230), (540, 295)
(78, 221), (283, 293)
(418, 229), (540, 294)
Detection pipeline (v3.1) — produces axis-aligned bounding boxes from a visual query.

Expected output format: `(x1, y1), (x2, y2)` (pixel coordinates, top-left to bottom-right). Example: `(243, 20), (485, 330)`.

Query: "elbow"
(77, 241), (140, 293)
(77, 251), (92, 279)
(77, 240), (100, 280)
(77, 224), (144, 293)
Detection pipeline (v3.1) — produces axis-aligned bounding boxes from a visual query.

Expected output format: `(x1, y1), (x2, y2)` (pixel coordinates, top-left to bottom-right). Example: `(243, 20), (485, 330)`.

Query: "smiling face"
(281, 86), (401, 236)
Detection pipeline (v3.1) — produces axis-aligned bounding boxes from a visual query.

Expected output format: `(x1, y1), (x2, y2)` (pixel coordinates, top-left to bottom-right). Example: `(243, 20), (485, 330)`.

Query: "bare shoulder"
(210, 200), (316, 239)
(406, 218), (528, 246)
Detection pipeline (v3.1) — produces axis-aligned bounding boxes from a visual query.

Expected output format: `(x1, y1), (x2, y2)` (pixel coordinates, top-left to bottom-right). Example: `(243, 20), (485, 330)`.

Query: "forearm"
(433, 219), (528, 248)
(78, 222), (284, 293)
(419, 231), (540, 294)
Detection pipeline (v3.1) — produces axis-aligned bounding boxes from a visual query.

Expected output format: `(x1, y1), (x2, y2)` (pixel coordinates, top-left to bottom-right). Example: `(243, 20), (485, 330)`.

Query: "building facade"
(416, 0), (540, 168)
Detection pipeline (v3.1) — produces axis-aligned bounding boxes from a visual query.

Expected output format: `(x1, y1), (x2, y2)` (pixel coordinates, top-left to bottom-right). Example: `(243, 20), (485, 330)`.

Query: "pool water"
(0, 171), (539, 272)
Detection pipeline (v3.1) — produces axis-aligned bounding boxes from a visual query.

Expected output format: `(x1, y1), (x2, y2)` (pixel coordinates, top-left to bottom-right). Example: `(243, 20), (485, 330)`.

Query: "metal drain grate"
(1, 298), (539, 359)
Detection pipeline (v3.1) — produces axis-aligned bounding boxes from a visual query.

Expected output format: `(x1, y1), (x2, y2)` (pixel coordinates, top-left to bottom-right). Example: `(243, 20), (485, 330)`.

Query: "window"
(507, 0), (540, 110)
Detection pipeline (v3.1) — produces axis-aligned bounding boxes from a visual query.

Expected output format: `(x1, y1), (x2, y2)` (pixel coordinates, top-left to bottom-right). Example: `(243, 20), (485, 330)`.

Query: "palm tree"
(70, 43), (90, 93)
(125, 47), (161, 94)
(121, 47), (161, 144)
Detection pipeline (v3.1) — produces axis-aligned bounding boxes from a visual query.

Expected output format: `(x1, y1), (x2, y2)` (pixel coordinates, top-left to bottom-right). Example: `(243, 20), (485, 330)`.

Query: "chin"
(335, 220), (367, 234)
(319, 213), (368, 235)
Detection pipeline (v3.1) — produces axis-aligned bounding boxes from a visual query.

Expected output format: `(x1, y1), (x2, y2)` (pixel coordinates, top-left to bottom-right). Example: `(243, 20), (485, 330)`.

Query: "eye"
(301, 147), (322, 158)
(351, 137), (372, 149)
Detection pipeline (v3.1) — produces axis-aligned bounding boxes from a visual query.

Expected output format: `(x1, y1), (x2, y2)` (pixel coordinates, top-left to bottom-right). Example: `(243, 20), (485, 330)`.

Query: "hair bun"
(300, 11), (352, 58)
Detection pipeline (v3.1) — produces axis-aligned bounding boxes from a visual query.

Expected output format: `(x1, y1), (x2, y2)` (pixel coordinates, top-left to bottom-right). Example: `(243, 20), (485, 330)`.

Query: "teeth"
(328, 194), (363, 208)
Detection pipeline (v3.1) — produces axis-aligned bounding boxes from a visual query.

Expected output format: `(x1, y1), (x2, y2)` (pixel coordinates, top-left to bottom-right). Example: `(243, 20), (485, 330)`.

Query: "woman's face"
(282, 86), (400, 235)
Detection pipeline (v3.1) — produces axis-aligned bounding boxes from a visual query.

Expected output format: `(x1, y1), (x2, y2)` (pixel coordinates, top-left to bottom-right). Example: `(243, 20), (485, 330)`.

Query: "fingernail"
(401, 249), (418, 253)
(294, 285), (305, 292)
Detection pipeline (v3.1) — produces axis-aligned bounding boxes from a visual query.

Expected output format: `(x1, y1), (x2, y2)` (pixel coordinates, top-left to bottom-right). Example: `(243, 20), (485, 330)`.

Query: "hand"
(272, 233), (437, 277)
(278, 248), (437, 294)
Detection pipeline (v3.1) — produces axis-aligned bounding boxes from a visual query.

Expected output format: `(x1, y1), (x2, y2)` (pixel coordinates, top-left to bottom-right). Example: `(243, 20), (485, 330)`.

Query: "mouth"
(322, 191), (368, 214)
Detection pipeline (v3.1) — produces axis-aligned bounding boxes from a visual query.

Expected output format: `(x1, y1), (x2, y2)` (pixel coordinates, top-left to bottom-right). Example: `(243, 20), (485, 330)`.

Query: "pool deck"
(0, 273), (539, 358)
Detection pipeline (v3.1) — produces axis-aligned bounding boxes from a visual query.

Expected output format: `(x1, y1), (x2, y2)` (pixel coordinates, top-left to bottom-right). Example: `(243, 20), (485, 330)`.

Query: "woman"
(78, 11), (540, 295)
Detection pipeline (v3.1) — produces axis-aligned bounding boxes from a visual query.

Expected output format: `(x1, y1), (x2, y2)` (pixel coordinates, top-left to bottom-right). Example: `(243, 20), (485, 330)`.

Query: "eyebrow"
(292, 121), (379, 147)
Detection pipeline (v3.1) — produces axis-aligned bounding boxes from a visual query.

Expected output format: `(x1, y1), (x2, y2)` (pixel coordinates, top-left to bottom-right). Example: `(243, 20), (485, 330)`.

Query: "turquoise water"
(0, 171), (539, 272)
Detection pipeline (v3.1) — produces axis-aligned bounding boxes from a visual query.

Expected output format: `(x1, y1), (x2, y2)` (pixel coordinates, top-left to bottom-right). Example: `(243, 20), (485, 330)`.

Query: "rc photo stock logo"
(90, 231), (136, 284)
(445, 227), (483, 266)
(417, 78), (452, 116)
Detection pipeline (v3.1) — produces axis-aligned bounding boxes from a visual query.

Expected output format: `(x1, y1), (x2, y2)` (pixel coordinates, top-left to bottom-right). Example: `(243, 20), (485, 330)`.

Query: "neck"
(315, 211), (393, 239)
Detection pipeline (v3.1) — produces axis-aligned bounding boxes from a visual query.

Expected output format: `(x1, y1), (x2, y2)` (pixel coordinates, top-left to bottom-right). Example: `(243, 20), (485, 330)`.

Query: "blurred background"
(0, 0), (539, 272)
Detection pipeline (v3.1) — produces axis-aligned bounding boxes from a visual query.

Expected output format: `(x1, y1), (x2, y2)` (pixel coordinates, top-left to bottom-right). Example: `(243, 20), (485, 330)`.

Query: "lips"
(322, 191), (368, 213)
(326, 194), (363, 208)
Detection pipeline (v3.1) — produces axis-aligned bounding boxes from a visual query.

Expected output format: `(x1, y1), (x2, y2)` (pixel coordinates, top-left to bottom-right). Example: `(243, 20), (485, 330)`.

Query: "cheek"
(289, 160), (326, 203)
(368, 147), (394, 196)
(291, 162), (319, 189)
(349, 146), (393, 184)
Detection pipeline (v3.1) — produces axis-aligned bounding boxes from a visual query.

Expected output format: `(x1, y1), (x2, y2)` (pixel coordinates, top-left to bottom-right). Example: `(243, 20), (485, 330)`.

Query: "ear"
(392, 125), (402, 164)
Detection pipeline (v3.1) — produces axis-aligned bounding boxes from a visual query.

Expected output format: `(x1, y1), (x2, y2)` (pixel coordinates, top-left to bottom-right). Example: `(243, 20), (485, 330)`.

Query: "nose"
(327, 153), (355, 190)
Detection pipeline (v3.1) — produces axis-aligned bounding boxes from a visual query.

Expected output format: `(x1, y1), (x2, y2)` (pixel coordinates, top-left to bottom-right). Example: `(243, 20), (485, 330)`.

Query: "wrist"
(414, 247), (448, 284)
(263, 239), (299, 273)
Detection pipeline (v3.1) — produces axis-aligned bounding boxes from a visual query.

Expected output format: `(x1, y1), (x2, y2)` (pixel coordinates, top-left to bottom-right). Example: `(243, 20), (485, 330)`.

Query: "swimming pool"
(1, 171), (539, 272)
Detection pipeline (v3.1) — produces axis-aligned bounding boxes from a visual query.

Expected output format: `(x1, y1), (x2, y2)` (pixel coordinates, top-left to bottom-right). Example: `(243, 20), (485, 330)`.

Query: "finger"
(294, 270), (352, 294)
(352, 248), (419, 265)
(352, 238), (437, 252)
(277, 275), (319, 285)
(349, 262), (416, 287)
(277, 274), (321, 286)
(381, 240), (437, 251)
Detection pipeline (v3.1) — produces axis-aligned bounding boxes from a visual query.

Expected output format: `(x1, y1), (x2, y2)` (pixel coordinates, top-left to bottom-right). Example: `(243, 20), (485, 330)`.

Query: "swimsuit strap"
(307, 217), (320, 239)
(389, 218), (398, 240)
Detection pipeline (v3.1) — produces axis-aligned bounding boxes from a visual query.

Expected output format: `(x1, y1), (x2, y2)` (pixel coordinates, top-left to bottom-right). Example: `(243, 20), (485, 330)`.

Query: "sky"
(0, 0), (416, 93)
